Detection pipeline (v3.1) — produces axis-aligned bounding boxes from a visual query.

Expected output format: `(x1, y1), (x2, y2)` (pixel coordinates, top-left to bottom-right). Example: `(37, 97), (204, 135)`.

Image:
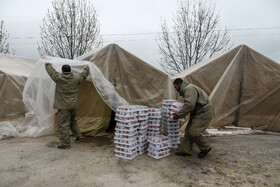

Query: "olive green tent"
(1, 44), (174, 139)
(0, 53), (36, 139)
(76, 44), (174, 136)
(172, 45), (280, 131)
(0, 53), (36, 119)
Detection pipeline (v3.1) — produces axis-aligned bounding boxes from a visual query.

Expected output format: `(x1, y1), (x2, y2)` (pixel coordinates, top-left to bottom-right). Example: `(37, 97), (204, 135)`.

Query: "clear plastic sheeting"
(0, 53), (36, 119)
(172, 45), (280, 131)
(0, 44), (176, 139)
(0, 74), (26, 119)
(0, 53), (36, 139)
(20, 56), (128, 138)
(0, 121), (20, 140)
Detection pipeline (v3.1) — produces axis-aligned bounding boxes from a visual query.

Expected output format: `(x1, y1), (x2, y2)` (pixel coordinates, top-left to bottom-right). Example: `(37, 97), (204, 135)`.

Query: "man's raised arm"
(79, 66), (89, 83)
(45, 63), (60, 82)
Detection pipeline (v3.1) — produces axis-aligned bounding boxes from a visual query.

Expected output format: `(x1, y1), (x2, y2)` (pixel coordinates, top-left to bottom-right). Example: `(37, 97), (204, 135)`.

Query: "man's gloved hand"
(172, 113), (179, 120)
(83, 65), (89, 71)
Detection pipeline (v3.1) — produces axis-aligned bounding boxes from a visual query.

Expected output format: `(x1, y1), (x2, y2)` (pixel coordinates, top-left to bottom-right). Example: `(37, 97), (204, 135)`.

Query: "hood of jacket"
(179, 80), (189, 97)
(62, 72), (74, 79)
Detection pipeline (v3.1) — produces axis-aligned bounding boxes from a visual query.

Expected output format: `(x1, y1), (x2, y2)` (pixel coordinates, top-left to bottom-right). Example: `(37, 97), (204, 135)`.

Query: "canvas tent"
(0, 53), (36, 139)
(172, 45), (280, 130)
(1, 44), (175, 139)
(74, 43), (175, 135)
(77, 43), (174, 107)
(21, 56), (129, 138)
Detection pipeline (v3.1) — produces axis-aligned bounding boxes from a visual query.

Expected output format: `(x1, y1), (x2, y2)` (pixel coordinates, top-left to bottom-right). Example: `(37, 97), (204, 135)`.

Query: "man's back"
(179, 81), (213, 119)
(45, 63), (89, 110)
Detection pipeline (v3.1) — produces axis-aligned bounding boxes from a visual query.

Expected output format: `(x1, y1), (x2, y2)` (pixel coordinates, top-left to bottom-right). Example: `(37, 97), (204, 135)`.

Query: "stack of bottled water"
(114, 106), (139, 160)
(114, 100), (183, 160)
(147, 108), (162, 136)
(136, 106), (149, 155)
(162, 100), (182, 148)
(147, 135), (170, 159)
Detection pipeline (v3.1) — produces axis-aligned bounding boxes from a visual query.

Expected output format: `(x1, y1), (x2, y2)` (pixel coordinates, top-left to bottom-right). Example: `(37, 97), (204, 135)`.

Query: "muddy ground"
(0, 133), (280, 187)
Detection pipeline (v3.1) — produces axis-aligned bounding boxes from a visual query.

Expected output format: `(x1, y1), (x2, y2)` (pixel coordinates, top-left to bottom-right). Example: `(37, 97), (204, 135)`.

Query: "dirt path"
(0, 134), (279, 186)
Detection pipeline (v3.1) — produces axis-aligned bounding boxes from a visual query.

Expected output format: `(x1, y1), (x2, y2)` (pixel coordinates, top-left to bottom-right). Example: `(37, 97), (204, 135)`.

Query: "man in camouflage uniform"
(173, 78), (214, 158)
(45, 63), (89, 149)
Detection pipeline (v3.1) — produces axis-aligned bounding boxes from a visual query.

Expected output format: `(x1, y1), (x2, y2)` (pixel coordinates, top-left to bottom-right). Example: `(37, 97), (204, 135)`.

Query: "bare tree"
(157, 0), (232, 75)
(0, 20), (14, 54)
(38, 0), (103, 59)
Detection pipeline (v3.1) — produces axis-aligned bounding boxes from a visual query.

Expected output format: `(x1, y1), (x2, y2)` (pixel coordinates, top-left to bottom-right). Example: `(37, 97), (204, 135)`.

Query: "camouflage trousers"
(178, 117), (211, 154)
(57, 109), (82, 147)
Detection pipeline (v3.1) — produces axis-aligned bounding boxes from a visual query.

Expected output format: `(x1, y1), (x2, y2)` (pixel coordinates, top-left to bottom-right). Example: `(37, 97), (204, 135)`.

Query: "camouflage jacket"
(176, 81), (214, 120)
(45, 63), (89, 109)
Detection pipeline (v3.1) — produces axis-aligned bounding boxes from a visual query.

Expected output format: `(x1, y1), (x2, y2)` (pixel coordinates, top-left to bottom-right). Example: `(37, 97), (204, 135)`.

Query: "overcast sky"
(0, 0), (279, 70)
